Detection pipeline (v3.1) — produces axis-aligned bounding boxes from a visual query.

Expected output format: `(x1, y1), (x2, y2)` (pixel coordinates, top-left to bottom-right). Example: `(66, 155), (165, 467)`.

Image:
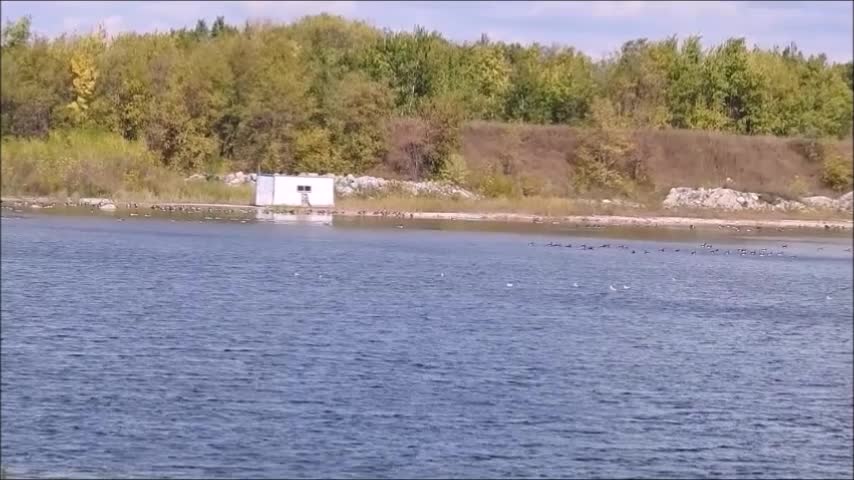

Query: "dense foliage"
(2, 14), (852, 179)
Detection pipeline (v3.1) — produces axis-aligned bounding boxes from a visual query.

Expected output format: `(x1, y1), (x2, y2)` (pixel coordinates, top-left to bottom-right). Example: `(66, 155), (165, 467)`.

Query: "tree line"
(2, 14), (852, 178)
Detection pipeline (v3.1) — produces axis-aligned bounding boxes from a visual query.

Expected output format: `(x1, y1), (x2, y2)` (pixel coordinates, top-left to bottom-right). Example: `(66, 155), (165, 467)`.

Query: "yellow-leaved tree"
(66, 26), (105, 126)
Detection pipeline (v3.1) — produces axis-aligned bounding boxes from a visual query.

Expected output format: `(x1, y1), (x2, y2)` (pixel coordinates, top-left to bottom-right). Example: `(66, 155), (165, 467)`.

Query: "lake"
(1, 212), (852, 479)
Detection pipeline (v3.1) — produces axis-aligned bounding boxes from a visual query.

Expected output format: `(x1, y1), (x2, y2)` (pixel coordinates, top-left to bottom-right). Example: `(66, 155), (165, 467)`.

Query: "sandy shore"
(351, 211), (853, 231)
(2, 196), (852, 232)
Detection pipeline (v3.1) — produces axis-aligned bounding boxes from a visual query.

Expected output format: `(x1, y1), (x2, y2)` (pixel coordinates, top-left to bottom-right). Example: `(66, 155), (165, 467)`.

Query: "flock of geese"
(530, 240), (853, 258)
(513, 239), (853, 299)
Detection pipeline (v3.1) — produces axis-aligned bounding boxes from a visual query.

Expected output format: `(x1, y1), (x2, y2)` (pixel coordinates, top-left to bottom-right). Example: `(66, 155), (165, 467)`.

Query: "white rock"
(662, 186), (854, 212)
(662, 187), (803, 211)
(801, 196), (836, 209)
(837, 191), (853, 211)
(99, 203), (117, 211)
(79, 197), (113, 207)
(332, 174), (478, 199)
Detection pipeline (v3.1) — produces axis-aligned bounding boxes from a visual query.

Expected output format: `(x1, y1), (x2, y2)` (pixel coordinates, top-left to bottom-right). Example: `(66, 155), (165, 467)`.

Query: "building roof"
(257, 173), (336, 179)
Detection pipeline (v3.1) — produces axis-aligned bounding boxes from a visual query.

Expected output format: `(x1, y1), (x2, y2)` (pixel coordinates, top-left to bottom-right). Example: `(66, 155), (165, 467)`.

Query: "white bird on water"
(572, 282), (579, 288)
(623, 285), (630, 290)
(506, 282), (514, 287)
(609, 285), (617, 291)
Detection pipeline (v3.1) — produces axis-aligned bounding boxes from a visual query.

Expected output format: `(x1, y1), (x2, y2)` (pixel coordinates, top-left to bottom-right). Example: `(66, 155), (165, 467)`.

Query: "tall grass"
(0, 130), (252, 204)
(1, 130), (166, 197)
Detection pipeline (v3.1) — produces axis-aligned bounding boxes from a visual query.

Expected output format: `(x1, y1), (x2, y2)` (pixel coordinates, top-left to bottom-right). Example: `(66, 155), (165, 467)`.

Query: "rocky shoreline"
(662, 187), (853, 213)
(199, 171), (854, 213)
(3, 195), (852, 232)
(187, 172), (480, 199)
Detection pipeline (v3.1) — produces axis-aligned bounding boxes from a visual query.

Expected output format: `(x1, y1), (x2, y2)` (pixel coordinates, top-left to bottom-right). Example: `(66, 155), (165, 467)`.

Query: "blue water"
(2, 213), (852, 479)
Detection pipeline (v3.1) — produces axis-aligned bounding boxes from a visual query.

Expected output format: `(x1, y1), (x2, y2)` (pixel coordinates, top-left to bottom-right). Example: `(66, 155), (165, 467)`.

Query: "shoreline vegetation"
(3, 195), (852, 232)
(1, 15), (852, 232)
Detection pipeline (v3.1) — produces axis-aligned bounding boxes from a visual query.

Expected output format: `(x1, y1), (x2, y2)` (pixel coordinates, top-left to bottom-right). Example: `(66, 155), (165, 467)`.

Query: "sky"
(1, 0), (852, 62)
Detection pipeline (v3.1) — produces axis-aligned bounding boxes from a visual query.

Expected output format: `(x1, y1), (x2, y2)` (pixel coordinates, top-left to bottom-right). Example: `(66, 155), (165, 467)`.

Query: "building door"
(297, 185), (313, 207)
(254, 175), (275, 206)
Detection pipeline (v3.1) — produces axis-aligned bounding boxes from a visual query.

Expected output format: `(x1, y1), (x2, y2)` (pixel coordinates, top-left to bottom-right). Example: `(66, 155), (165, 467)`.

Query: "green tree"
(232, 30), (314, 173)
(569, 98), (641, 194)
(322, 72), (394, 172)
(1, 30), (71, 137)
(291, 126), (343, 174)
(456, 42), (511, 119)
(666, 36), (704, 129)
(1, 13), (852, 182)
(211, 16), (237, 38)
(420, 93), (465, 178)
(65, 29), (106, 126)
(194, 19), (209, 39)
(605, 38), (673, 128)
(702, 38), (769, 134)
(1, 16), (32, 49)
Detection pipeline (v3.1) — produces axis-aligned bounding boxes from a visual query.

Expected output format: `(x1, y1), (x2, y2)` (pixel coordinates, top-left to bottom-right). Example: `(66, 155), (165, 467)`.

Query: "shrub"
(821, 155), (853, 192)
(567, 98), (640, 196)
(788, 135), (826, 164)
(436, 153), (468, 186)
(420, 94), (464, 178)
(473, 170), (517, 198)
(518, 175), (544, 197)
(787, 175), (810, 197)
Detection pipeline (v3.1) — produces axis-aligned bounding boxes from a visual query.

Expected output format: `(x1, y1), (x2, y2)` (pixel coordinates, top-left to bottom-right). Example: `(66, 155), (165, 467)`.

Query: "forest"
(1, 14), (852, 199)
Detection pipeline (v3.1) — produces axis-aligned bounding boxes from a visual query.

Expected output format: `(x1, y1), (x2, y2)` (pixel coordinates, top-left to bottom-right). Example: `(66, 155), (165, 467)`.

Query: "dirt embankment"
(377, 119), (853, 197)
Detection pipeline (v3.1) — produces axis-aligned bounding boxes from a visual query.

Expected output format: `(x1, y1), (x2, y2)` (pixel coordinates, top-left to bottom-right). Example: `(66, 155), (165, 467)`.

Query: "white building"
(253, 174), (335, 207)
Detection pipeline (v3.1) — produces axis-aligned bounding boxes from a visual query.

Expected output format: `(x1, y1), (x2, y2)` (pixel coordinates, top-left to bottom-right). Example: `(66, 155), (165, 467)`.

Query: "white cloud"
(1, 1), (850, 62)
(526, 1), (740, 20)
(137, 1), (207, 18)
(243, 1), (357, 18)
(100, 15), (126, 37)
(511, 1), (851, 62)
(62, 16), (82, 31)
(56, 14), (126, 38)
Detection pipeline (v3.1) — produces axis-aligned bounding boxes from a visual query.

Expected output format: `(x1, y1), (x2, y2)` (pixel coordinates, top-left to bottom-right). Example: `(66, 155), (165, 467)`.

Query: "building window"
(297, 185), (312, 192)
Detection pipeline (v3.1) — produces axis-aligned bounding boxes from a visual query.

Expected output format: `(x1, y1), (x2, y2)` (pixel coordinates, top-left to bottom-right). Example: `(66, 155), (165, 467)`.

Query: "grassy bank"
(381, 119), (854, 198)
(0, 130), (252, 204)
(1, 129), (851, 223)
